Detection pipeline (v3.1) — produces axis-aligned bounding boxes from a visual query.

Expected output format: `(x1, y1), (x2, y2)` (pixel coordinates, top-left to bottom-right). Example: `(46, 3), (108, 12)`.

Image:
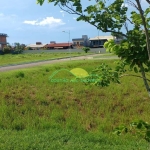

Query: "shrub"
(82, 47), (90, 53)
(113, 120), (150, 143)
(0, 50), (4, 55)
(12, 43), (25, 54)
(3, 46), (12, 54)
(25, 47), (33, 50)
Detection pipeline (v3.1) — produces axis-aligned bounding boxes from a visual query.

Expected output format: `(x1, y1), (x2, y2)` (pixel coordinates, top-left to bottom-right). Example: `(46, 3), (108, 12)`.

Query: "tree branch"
(127, 18), (133, 24)
(126, 0), (139, 11)
(145, 0), (150, 4)
(59, 3), (127, 38)
(135, 0), (150, 61)
(124, 22), (128, 33)
(120, 74), (150, 82)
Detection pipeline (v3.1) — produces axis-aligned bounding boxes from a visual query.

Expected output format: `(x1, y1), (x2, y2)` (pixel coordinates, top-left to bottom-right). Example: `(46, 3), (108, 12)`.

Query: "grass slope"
(0, 59), (150, 149)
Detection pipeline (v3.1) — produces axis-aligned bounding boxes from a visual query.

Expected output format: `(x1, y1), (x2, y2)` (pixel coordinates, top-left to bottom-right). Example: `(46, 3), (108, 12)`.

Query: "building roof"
(26, 44), (47, 48)
(46, 43), (73, 47)
(72, 38), (84, 41)
(89, 36), (115, 41)
(0, 33), (8, 37)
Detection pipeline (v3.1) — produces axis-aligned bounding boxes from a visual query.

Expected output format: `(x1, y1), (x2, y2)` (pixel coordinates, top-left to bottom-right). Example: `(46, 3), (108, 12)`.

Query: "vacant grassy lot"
(93, 53), (116, 57)
(93, 53), (118, 60)
(0, 59), (150, 149)
(0, 52), (92, 66)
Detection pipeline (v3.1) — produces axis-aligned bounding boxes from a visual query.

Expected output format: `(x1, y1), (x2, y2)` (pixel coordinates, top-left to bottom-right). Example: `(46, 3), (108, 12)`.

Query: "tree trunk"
(135, 0), (150, 61)
(139, 63), (150, 97)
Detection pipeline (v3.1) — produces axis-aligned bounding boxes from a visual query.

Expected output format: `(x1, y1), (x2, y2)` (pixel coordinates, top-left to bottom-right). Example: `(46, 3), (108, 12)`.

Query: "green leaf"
(134, 67), (138, 73)
(144, 68), (149, 72)
(137, 122), (142, 129)
(146, 130), (150, 138)
(130, 62), (135, 69)
(145, 7), (150, 16)
(37, 0), (45, 5)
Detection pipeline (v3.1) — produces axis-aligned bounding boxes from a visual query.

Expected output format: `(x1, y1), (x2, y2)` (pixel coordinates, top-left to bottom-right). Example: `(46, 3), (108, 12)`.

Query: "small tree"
(82, 47), (90, 53)
(13, 43), (25, 54)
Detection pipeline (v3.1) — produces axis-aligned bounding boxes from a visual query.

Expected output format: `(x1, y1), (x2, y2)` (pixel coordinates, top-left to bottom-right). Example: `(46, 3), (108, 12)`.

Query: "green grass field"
(93, 53), (118, 59)
(0, 129), (149, 149)
(0, 52), (93, 66)
(0, 59), (150, 149)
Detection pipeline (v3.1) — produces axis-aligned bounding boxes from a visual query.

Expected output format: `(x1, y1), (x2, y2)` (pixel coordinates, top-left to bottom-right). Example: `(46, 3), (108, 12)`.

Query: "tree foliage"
(13, 43), (25, 54)
(37, 0), (150, 96)
(113, 120), (150, 143)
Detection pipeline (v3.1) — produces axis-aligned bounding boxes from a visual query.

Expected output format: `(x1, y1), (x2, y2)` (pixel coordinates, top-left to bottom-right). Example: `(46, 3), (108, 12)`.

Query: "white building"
(26, 42), (47, 50)
(89, 35), (115, 48)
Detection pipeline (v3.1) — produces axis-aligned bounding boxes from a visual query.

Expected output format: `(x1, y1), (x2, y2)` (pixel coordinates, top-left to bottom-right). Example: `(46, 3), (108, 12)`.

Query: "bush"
(12, 43), (24, 54)
(0, 50), (4, 55)
(25, 47), (32, 50)
(12, 49), (23, 54)
(3, 46), (12, 54)
(82, 47), (90, 53)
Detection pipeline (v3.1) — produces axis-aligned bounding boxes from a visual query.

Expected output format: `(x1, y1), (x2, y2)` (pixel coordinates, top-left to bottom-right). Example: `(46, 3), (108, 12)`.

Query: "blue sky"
(0, 0), (148, 45)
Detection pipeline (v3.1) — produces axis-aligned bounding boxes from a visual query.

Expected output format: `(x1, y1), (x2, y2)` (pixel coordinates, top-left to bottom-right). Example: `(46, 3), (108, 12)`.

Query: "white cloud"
(39, 17), (64, 26)
(73, 17), (77, 20)
(24, 20), (37, 25)
(23, 17), (65, 27)
(60, 10), (65, 17)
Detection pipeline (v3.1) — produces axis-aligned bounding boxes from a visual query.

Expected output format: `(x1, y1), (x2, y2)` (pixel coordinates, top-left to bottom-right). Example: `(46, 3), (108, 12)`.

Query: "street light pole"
(62, 30), (71, 60)
(67, 30), (71, 60)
